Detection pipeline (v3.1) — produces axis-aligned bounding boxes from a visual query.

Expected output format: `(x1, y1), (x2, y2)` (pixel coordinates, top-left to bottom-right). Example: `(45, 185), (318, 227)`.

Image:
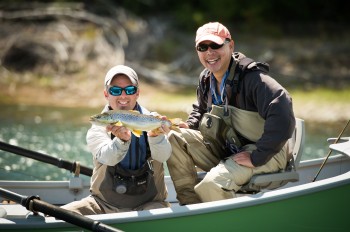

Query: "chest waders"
(99, 161), (158, 209)
(199, 105), (265, 159)
(98, 133), (157, 209)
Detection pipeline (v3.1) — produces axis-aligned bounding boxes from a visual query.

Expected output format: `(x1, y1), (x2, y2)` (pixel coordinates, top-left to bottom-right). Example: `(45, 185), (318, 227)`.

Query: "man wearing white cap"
(62, 65), (172, 214)
(166, 22), (295, 204)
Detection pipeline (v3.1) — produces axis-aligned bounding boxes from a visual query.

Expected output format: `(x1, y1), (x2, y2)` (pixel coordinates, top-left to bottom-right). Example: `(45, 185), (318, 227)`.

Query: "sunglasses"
(108, 85), (138, 96)
(196, 39), (230, 52)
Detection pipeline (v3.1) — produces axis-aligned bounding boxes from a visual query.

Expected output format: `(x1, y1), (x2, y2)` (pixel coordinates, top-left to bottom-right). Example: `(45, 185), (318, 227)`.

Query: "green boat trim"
(1, 155), (350, 231)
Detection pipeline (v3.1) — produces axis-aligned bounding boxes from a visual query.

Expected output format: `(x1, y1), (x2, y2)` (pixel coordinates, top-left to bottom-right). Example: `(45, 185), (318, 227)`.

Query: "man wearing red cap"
(166, 22), (295, 204)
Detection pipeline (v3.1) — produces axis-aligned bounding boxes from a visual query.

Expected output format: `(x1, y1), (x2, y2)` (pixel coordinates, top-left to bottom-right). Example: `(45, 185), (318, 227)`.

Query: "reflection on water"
(0, 104), (93, 181)
(0, 104), (347, 181)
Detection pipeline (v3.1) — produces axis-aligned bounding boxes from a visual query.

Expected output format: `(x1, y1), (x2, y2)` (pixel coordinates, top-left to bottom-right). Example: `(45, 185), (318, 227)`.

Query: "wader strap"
(207, 91), (213, 112)
(229, 57), (255, 107)
(223, 59), (236, 116)
(233, 57), (254, 93)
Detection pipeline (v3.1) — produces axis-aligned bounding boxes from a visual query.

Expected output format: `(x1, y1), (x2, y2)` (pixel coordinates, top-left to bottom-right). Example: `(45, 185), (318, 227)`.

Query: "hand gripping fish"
(89, 110), (182, 137)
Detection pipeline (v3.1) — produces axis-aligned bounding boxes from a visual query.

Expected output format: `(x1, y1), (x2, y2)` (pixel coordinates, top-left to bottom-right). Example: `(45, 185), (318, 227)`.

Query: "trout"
(89, 110), (182, 137)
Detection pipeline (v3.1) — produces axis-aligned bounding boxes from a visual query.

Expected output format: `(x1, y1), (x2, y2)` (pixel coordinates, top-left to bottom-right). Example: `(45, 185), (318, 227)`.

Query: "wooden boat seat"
(197, 118), (305, 193)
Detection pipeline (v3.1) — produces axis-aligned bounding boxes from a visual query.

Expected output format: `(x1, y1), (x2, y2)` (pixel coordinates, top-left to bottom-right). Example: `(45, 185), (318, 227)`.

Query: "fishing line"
(312, 119), (350, 182)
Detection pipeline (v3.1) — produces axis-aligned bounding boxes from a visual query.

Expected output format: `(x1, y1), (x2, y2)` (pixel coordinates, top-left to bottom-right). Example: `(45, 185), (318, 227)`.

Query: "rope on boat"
(74, 161), (81, 177)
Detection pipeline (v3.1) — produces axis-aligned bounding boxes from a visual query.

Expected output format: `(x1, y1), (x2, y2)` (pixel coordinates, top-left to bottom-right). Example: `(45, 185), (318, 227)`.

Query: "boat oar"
(312, 119), (350, 182)
(0, 187), (123, 232)
(0, 141), (93, 177)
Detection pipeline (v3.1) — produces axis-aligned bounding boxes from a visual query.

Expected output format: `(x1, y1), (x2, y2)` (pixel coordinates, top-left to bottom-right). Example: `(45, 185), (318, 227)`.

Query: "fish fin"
(169, 118), (182, 127)
(106, 109), (120, 114)
(168, 118), (184, 132)
(150, 128), (162, 135)
(132, 129), (143, 137)
(114, 121), (123, 126)
(128, 110), (141, 114)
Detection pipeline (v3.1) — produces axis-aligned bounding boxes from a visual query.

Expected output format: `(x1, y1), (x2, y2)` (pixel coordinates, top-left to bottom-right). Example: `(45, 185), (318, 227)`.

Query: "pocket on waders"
(199, 113), (228, 159)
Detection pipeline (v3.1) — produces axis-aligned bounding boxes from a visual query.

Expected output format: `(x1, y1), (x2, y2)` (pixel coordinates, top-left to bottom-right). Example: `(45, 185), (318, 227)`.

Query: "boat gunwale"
(3, 169), (349, 229)
(90, 168), (350, 223)
(1, 154), (350, 229)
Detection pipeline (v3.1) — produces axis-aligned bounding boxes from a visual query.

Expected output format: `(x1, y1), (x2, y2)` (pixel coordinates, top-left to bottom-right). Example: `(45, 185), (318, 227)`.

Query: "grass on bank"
(290, 88), (350, 104)
(140, 86), (350, 122)
(0, 81), (349, 122)
(289, 87), (350, 122)
(144, 86), (350, 109)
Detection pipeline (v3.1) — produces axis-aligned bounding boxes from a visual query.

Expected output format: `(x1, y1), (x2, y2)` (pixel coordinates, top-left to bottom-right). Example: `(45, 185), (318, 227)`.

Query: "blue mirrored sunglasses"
(108, 85), (138, 96)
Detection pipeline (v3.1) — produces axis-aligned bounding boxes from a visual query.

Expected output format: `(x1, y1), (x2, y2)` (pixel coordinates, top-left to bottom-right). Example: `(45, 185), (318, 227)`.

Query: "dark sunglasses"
(108, 85), (138, 96)
(196, 39), (230, 52)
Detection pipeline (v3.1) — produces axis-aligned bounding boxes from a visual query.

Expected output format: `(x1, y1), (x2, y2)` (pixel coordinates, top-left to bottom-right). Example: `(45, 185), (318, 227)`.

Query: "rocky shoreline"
(0, 4), (349, 123)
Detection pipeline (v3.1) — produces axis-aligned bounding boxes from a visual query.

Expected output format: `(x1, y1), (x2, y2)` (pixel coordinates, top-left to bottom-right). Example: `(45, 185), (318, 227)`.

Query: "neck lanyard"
(210, 69), (230, 105)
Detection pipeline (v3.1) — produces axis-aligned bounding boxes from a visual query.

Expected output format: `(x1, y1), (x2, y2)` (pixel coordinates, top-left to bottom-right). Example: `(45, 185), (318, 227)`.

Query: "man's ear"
(104, 89), (108, 99)
(230, 40), (234, 50)
(136, 88), (140, 99)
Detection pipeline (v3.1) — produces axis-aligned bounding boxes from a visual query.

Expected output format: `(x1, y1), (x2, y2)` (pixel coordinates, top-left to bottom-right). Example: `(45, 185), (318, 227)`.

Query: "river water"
(0, 103), (347, 181)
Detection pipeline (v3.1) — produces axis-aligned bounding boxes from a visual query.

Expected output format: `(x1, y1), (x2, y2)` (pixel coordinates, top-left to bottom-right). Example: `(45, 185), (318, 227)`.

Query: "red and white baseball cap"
(195, 22), (231, 46)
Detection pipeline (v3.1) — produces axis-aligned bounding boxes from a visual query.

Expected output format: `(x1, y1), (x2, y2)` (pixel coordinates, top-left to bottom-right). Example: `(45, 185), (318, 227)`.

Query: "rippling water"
(0, 103), (347, 181)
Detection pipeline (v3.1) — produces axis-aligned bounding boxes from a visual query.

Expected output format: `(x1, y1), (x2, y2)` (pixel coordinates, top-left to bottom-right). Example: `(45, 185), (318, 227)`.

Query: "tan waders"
(167, 105), (288, 204)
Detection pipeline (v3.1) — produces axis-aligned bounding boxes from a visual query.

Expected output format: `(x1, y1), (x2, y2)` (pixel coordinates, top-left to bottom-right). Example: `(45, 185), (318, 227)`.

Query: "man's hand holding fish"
(105, 114), (171, 141)
(106, 124), (131, 142)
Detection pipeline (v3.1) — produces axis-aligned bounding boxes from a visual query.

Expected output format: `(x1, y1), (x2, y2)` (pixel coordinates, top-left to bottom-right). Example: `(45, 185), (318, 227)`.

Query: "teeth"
(207, 58), (219, 64)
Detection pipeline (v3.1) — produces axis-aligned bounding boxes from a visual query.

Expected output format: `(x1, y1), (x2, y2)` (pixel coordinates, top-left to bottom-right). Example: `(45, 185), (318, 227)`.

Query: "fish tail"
(169, 118), (182, 129)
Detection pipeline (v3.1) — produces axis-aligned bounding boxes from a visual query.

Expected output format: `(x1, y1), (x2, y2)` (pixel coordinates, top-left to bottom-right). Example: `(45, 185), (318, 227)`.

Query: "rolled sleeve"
(86, 125), (130, 166)
(148, 134), (172, 163)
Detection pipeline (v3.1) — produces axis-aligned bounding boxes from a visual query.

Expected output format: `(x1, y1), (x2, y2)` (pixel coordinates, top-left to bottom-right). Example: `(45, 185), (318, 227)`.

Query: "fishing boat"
(1, 118), (350, 232)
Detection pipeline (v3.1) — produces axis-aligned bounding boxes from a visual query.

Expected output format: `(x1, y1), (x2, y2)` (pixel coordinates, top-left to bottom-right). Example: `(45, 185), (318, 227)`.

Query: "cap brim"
(105, 75), (138, 86)
(196, 35), (225, 46)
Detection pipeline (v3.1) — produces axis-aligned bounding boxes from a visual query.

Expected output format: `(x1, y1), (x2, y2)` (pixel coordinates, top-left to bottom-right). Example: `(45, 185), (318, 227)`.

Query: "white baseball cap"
(104, 65), (138, 86)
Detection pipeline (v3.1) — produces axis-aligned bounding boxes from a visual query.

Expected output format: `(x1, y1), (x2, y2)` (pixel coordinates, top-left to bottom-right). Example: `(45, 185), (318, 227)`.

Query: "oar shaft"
(32, 199), (122, 232)
(0, 141), (92, 176)
(0, 187), (123, 232)
(0, 187), (24, 203)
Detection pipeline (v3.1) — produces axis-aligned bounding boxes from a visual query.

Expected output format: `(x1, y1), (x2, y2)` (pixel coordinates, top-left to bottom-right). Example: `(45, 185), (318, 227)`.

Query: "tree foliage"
(117, 0), (348, 32)
(1, 0), (349, 89)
